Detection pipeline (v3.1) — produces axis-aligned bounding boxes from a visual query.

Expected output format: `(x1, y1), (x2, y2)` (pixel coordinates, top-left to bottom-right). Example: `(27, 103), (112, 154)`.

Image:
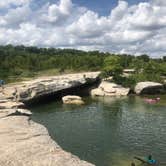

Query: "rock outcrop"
(3, 72), (100, 102)
(134, 82), (163, 95)
(0, 72), (98, 166)
(0, 100), (25, 109)
(62, 95), (85, 105)
(91, 81), (130, 97)
(0, 108), (94, 166)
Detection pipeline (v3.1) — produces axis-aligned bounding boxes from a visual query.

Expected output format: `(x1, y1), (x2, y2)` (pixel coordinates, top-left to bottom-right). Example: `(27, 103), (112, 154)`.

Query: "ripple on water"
(31, 95), (166, 166)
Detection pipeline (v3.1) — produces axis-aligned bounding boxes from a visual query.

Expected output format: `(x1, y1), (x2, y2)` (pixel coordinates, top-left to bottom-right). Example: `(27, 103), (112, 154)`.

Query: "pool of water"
(31, 95), (166, 166)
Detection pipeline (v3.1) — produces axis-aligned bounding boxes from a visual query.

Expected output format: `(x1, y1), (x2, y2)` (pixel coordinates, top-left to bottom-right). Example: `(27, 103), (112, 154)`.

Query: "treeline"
(0, 45), (105, 81)
(0, 45), (166, 85)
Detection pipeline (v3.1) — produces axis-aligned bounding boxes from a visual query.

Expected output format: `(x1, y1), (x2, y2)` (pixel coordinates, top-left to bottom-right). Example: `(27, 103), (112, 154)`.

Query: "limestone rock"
(0, 111), (94, 166)
(0, 100), (25, 109)
(3, 72), (100, 102)
(135, 82), (163, 94)
(2, 86), (17, 100)
(0, 73), (98, 166)
(62, 95), (85, 105)
(91, 88), (105, 97)
(0, 108), (32, 118)
(91, 81), (130, 97)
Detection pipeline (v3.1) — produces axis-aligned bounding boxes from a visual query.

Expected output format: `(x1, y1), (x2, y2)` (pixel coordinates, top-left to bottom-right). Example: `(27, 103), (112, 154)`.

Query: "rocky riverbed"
(0, 72), (100, 166)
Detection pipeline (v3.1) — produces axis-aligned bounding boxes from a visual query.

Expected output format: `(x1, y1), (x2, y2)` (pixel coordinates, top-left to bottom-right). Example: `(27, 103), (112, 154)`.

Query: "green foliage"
(0, 45), (105, 82)
(103, 56), (123, 77)
(0, 45), (165, 86)
(137, 54), (150, 62)
(113, 76), (136, 89)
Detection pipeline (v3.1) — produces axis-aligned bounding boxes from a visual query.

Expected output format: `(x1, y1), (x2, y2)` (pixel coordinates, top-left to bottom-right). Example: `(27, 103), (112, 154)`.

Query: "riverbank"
(0, 72), (100, 166)
(0, 108), (95, 166)
(1, 71), (165, 165)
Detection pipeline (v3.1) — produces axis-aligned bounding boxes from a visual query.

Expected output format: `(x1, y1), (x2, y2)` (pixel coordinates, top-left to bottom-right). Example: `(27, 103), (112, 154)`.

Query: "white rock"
(0, 112), (94, 166)
(0, 101), (25, 109)
(62, 95), (85, 105)
(0, 108), (32, 118)
(3, 72), (100, 102)
(0, 73), (99, 166)
(91, 81), (130, 97)
(91, 88), (105, 97)
(135, 82), (163, 94)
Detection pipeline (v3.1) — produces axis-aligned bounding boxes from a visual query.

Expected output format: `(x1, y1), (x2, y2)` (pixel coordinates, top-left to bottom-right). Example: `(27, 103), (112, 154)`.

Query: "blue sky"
(34, 0), (148, 15)
(0, 0), (166, 57)
(72, 0), (148, 15)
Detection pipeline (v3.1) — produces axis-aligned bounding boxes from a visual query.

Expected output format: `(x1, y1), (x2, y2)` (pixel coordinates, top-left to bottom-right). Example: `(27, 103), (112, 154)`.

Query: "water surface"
(31, 95), (166, 166)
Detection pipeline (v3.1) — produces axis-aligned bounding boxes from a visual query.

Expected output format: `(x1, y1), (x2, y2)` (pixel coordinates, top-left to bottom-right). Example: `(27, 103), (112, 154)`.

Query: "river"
(31, 95), (166, 166)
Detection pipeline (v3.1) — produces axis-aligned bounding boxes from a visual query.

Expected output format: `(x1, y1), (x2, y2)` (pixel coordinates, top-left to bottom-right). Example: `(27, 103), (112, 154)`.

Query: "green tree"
(102, 56), (123, 79)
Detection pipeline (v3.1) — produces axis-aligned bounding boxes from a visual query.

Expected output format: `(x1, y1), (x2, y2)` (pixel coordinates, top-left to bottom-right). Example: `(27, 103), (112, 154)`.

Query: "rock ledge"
(0, 73), (98, 166)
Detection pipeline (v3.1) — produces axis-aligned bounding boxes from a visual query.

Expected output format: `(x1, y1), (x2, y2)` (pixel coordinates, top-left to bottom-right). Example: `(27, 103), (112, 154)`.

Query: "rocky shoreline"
(0, 71), (165, 166)
(91, 80), (165, 97)
(0, 72), (100, 166)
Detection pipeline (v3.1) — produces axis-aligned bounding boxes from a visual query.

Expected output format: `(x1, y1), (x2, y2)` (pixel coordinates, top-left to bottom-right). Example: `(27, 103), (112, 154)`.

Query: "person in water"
(147, 155), (156, 164)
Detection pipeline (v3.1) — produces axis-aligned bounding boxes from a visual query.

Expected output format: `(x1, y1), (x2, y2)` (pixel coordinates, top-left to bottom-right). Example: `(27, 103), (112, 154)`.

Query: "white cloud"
(110, 0), (128, 21)
(67, 11), (109, 38)
(151, 0), (166, 6)
(42, 0), (73, 24)
(127, 2), (166, 30)
(0, 0), (166, 57)
(1, 5), (31, 27)
(0, 0), (30, 8)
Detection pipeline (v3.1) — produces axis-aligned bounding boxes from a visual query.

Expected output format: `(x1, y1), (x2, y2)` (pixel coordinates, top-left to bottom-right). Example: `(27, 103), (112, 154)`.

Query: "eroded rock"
(134, 82), (163, 94)
(91, 81), (130, 97)
(62, 95), (85, 105)
(0, 101), (25, 109)
(3, 72), (100, 102)
(0, 73), (98, 166)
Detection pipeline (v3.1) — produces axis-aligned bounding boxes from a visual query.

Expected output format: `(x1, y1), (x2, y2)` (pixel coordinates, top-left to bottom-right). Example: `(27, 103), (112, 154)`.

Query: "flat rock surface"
(0, 112), (94, 166)
(0, 101), (25, 109)
(0, 109), (31, 118)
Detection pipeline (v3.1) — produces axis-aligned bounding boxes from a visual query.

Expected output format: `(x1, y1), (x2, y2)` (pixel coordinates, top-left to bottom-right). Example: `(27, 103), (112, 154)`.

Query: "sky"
(0, 0), (166, 57)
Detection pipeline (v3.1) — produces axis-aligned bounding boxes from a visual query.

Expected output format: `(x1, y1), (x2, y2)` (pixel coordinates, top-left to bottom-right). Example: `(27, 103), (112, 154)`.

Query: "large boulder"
(62, 95), (85, 105)
(135, 82), (163, 95)
(91, 81), (130, 97)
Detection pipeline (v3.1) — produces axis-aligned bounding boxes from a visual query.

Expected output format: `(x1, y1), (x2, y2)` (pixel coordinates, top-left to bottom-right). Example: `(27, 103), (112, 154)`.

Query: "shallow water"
(31, 95), (166, 166)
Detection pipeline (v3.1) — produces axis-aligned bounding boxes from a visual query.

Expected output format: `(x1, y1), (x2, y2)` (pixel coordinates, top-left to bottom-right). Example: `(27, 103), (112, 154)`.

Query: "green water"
(31, 95), (166, 166)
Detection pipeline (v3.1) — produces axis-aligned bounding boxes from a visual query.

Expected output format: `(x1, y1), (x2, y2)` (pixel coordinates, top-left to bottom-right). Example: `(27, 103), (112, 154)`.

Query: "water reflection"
(31, 95), (166, 166)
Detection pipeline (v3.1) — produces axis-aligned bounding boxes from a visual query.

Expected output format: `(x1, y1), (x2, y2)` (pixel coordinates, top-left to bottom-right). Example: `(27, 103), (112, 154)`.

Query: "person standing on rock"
(13, 87), (19, 102)
(0, 79), (5, 92)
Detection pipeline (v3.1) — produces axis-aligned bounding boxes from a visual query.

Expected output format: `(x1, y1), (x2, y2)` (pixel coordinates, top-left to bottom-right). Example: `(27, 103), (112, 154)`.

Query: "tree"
(137, 54), (150, 62)
(163, 56), (166, 62)
(103, 56), (123, 77)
